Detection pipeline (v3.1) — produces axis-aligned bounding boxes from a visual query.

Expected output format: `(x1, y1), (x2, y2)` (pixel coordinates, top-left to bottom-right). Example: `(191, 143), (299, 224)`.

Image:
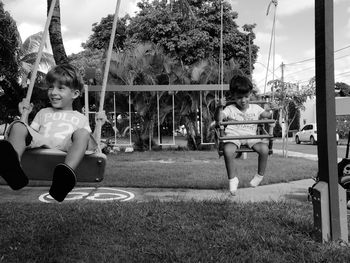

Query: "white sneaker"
(250, 174), (264, 187)
(229, 177), (239, 195)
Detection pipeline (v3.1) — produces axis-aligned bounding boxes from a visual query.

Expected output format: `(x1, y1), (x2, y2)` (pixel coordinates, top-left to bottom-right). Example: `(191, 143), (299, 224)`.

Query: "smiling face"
(48, 82), (80, 110)
(232, 91), (251, 111)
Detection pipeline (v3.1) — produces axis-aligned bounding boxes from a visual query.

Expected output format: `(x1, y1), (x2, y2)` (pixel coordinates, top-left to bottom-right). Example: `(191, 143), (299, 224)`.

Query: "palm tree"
(18, 32), (55, 88)
(173, 57), (241, 149)
(108, 42), (177, 149)
(47, 0), (68, 64)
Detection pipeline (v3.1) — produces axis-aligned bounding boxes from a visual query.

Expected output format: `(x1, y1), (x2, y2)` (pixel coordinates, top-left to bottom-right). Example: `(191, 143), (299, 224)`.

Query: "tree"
(268, 78), (315, 157)
(18, 32), (55, 88)
(0, 1), (22, 121)
(108, 42), (177, 150)
(335, 82), (350, 97)
(82, 15), (129, 52)
(128, 0), (258, 72)
(47, 0), (68, 64)
(85, 0), (258, 75)
(68, 48), (104, 84)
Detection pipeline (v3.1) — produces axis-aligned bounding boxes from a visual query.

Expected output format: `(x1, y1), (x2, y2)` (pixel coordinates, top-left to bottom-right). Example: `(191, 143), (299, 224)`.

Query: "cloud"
(255, 31), (288, 46)
(227, 0), (238, 7)
(303, 48), (315, 59)
(277, 0), (314, 16)
(64, 39), (85, 55)
(347, 7), (350, 38)
(17, 22), (43, 42)
(277, 0), (346, 16)
(253, 53), (283, 93)
(3, 0), (139, 55)
(335, 56), (350, 83)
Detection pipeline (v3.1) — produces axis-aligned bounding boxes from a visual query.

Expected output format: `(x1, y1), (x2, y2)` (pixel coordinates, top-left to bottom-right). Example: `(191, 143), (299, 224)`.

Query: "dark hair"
(46, 64), (84, 92)
(229, 75), (253, 95)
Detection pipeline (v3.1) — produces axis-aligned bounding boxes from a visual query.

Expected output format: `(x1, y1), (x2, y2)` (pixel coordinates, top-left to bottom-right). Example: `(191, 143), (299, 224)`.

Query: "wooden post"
(313, 0), (348, 242)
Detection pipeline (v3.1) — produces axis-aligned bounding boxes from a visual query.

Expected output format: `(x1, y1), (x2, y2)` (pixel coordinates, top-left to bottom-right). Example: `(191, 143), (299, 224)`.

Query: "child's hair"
(46, 64), (84, 92)
(229, 75), (253, 95)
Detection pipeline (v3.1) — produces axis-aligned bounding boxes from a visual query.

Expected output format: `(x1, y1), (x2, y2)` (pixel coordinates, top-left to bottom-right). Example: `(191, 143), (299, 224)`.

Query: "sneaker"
(229, 177), (239, 195)
(49, 163), (76, 202)
(0, 140), (28, 190)
(250, 174), (264, 187)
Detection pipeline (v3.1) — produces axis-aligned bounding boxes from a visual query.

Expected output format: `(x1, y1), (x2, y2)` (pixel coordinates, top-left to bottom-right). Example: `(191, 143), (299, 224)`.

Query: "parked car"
(295, 123), (339, 145)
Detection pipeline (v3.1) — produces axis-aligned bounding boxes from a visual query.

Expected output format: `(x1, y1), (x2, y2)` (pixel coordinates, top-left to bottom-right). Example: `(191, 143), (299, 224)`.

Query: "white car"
(295, 123), (339, 145)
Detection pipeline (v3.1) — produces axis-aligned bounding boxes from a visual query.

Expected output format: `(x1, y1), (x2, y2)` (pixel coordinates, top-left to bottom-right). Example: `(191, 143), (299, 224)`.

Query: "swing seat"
(214, 119), (275, 157)
(22, 148), (106, 182)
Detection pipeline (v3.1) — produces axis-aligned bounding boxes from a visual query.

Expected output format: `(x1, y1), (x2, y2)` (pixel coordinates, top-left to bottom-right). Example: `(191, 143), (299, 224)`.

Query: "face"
(48, 82), (80, 110)
(232, 91), (251, 110)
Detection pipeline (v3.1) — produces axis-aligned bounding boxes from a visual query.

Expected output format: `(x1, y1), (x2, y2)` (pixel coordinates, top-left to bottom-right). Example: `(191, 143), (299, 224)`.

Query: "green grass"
(0, 201), (349, 263)
(2, 150), (316, 189)
(83, 150), (317, 189)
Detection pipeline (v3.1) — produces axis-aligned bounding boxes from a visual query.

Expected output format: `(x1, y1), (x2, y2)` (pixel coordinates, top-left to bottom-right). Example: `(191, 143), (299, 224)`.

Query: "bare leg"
(7, 122), (29, 160)
(49, 129), (90, 202)
(64, 128), (90, 170)
(252, 142), (269, 176)
(223, 143), (238, 179)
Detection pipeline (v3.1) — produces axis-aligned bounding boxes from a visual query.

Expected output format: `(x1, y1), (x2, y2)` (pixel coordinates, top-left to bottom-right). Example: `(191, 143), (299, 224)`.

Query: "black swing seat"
(22, 148), (106, 182)
(214, 119), (276, 157)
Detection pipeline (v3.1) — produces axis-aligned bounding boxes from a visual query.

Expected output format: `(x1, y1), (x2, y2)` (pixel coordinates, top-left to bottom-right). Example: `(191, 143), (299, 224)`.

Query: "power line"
(335, 70), (350, 77)
(284, 44), (350, 66)
(297, 70), (350, 85)
(281, 53), (350, 81)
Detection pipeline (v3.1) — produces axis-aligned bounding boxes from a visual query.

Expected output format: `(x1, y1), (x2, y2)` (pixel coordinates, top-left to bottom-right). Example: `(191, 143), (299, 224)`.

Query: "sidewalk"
(0, 179), (315, 204)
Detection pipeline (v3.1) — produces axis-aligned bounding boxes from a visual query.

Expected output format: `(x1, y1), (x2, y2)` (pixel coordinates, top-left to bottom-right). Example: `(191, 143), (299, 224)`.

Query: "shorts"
(223, 131), (269, 148)
(6, 120), (98, 154)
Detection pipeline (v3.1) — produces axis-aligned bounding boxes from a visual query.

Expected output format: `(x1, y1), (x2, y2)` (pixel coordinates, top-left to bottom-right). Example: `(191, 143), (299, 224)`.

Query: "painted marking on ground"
(38, 187), (135, 203)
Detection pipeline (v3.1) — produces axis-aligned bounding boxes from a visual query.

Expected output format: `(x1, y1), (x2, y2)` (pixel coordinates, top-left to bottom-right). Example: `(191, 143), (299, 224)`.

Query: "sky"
(3, 0), (350, 93)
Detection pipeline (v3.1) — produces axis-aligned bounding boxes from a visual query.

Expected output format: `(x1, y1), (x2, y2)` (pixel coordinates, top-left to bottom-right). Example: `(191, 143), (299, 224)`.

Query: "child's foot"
(0, 140), (28, 190)
(49, 163), (76, 202)
(250, 174), (264, 187)
(229, 177), (239, 195)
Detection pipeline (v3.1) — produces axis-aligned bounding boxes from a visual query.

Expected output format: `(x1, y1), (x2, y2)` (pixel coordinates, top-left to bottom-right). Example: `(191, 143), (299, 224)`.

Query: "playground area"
(1, 0), (350, 260)
(1, 150), (350, 262)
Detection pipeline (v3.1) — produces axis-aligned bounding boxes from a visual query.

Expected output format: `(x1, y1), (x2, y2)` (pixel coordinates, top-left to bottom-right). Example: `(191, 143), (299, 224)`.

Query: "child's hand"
(218, 97), (227, 107)
(265, 101), (279, 111)
(18, 99), (33, 115)
(95, 111), (107, 126)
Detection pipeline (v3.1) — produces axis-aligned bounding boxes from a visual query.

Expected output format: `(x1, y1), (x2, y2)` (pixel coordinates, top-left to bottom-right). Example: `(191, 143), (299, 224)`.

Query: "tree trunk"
(47, 0), (68, 65)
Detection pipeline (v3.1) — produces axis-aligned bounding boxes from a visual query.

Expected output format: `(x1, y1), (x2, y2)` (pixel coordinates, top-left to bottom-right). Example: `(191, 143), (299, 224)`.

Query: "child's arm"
(18, 99), (34, 124)
(0, 123), (6, 135)
(214, 98), (227, 123)
(92, 111), (107, 139)
(260, 101), (278, 119)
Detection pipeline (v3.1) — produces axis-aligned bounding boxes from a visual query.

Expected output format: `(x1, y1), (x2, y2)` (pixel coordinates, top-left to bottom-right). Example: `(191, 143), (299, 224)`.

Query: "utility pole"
(248, 34), (252, 81)
(280, 61), (286, 156)
(281, 62), (284, 82)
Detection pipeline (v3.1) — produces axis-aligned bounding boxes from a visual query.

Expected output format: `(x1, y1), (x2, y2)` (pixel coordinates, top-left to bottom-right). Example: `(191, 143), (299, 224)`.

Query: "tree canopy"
(335, 82), (350, 97)
(82, 0), (259, 77)
(0, 2), (23, 120)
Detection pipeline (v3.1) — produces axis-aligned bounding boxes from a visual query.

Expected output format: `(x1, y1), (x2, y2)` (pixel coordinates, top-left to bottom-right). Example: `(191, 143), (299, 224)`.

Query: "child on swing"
(215, 75), (276, 195)
(0, 64), (106, 202)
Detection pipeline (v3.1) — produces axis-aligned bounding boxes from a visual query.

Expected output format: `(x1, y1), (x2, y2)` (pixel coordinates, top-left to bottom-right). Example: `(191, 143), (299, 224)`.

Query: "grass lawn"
(1, 201), (349, 263)
(80, 150), (317, 189)
(2, 150), (317, 189)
